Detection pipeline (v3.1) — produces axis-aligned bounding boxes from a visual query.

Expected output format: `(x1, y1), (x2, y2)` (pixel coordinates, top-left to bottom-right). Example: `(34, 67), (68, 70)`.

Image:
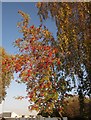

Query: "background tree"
(63, 96), (91, 119)
(39, 95), (91, 119)
(37, 2), (91, 118)
(0, 47), (14, 103)
(38, 96), (91, 118)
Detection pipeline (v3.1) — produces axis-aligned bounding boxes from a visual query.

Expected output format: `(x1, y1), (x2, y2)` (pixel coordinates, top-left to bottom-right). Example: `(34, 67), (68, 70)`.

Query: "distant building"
(0, 112), (19, 118)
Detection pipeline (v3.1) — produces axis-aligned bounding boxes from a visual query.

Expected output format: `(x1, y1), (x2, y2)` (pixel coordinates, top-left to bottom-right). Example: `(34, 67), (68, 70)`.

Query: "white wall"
(11, 112), (19, 118)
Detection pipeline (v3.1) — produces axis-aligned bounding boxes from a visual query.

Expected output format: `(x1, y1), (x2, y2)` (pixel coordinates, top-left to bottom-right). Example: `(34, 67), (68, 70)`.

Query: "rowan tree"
(13, 10), (72, 115)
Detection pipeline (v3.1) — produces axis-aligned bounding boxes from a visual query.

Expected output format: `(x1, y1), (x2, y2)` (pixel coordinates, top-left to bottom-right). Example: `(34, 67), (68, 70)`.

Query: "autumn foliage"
(1, 2), (91, 118)
(36, 2), (91, 117)
(0, 47), (14, 103)
(37, 2), (91, 96)
(13, 10), (65, 113)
